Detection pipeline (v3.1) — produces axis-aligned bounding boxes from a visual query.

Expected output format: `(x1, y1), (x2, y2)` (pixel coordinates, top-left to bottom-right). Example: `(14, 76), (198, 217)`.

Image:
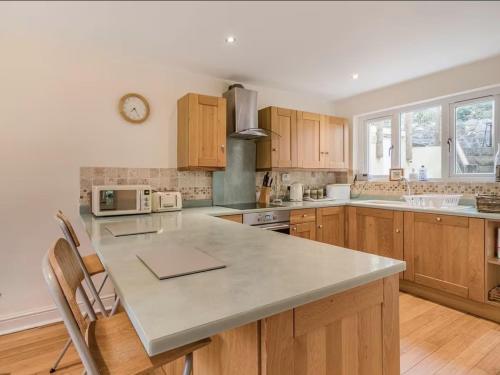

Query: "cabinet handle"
(318, 224), (323, 229)
(272, 148), (277, 151)
(395, 229), (400, 233)
(302, 214), (307, 217)
(436, 217), (442, 222)
(221, 144), (225, 151)
(292, 227), (297, 231)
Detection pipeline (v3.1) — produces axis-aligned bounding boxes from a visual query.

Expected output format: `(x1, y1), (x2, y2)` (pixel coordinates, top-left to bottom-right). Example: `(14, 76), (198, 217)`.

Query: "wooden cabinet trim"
(219, 214), (243, 224)
(414, 273), (469, 298)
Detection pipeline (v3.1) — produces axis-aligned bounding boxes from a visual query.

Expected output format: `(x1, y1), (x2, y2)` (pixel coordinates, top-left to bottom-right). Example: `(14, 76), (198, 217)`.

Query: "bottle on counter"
(409, 168), (418, 181)
(418, 165), (428, 181)
(495, 143), (500, 182)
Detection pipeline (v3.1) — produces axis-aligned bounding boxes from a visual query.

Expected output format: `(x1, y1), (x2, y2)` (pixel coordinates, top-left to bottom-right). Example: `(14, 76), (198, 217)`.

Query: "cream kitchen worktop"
(81, 205), (405, 356)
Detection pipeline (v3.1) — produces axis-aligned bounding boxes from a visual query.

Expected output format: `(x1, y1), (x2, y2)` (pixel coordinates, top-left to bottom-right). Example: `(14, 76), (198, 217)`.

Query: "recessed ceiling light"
(225, 36), (236, 44)
(352, 73), (359, 80)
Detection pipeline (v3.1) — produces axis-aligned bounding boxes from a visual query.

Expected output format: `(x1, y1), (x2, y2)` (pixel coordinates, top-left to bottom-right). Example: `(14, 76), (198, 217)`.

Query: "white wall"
(333, 54), (500, 118)
(0, 36), (333, 333)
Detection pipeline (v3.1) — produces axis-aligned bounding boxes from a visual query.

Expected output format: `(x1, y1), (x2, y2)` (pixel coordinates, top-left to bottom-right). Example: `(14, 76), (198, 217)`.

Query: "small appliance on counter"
(289, 182), (304, 202)
(92, 185), (152, 216)
(326, 184), (351, 200)
(152, 191), (182, 212)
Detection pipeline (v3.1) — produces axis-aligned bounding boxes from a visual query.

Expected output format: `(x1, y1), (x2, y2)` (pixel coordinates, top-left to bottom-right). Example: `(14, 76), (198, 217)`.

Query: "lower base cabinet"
(165, 275), (399, 375)
(291, 222), (316, 240)
(403, 211), (485, 303)
(316, 206), (345, 246)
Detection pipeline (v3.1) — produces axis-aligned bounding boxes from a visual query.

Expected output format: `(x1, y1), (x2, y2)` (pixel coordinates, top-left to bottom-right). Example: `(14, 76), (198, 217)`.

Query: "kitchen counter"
(81, 208), (404, 356)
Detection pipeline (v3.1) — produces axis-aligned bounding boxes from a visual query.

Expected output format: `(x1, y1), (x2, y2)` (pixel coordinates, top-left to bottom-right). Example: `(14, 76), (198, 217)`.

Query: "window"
(367, 117), (392, 176)
(452, 99), (495, 175)
(400, 106), (441, 178)
(357, 87), (500, 181)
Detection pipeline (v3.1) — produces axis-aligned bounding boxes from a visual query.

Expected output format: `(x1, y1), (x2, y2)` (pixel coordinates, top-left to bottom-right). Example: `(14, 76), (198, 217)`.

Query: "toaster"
(152, 192), (182, 212)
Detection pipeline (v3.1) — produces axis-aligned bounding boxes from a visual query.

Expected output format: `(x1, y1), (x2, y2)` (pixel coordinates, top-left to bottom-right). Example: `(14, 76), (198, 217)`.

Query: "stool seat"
(82, 254), (105, 276)
(86, 312), (211, 375)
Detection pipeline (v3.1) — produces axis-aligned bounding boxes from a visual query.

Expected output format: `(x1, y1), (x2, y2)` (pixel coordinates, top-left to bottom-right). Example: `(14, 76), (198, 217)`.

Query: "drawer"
(218, 214), (243, 224)
(413, 212), (469, 227)
(290, 209), (316, 224)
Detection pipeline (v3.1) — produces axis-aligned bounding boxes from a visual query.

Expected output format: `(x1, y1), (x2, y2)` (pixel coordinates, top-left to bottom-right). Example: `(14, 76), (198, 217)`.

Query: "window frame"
(355, 86), (500, 182)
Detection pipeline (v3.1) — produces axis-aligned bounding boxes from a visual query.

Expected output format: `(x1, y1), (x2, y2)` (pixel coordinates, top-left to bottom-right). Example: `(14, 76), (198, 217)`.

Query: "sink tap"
(399, 177), (412, 197)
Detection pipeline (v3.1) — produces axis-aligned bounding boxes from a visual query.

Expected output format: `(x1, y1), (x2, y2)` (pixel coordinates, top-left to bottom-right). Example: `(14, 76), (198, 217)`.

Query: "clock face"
(119, 93), (150, 124)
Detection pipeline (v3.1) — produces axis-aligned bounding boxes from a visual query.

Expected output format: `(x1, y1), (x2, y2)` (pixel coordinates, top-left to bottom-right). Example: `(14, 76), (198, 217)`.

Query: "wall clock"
(119, 93), (150, 124)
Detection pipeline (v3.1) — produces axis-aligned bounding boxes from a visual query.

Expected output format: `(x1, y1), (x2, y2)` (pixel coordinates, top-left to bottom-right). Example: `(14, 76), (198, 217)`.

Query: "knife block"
(258, 187), (272, 205)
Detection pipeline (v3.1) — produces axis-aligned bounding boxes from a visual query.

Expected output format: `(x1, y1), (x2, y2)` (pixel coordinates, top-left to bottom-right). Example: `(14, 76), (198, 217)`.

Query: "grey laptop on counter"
(136, 247), (226, 280)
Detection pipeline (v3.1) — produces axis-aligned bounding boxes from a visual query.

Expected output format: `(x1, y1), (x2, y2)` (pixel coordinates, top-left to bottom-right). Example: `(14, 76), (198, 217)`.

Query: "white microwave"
(91, 185), (152, 216)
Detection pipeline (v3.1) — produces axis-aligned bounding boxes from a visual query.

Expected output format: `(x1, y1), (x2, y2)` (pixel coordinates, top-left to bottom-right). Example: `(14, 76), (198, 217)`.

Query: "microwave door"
(99, 189), (137, 212)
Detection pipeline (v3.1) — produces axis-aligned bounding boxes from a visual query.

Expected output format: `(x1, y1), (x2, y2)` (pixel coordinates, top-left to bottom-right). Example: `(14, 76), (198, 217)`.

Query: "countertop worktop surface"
(81, 201), (405, 356)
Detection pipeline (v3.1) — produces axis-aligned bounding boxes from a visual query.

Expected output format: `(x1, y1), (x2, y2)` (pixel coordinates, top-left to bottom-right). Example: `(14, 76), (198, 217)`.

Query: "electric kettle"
(289, 183), (304, 202)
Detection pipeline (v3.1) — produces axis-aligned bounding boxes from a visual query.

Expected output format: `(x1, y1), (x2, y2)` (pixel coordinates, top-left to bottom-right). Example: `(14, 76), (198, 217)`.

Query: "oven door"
(256, 222), (290, 234)
(96, 188), (140, 216)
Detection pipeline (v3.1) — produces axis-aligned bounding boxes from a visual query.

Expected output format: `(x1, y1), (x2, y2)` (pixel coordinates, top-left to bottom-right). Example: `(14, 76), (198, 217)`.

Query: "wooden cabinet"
(296, 111), (322, 169)
(290, 209), (316, 240)
(403, 212), (484, 302)
(177, 93), (226, 170)
(347, 207), (404, 261)
(347, 207), (404, 279)
(321, 116), (349, 169)
(316, 206), (345, 246)
(256, 107), (297, 170)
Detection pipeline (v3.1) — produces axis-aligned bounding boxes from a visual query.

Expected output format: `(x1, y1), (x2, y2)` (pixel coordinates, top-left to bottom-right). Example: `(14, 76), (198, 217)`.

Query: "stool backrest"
(43, 238), (100, 374)
(56, 210), (81, 247)
(48, 238), (88, 333)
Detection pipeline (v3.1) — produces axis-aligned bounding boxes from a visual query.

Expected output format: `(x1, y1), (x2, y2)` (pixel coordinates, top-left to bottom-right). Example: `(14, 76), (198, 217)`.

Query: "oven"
(243, 210), (290, 234)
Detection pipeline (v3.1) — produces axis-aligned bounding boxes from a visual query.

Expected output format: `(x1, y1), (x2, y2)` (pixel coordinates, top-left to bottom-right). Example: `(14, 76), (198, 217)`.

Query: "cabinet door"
(347, 207), (404, 277)
(404, 212), (484, 302)
(291, 222), (316, 241)
(297, 112), (322, 168)
(321, 116), (349, 169)
(316, 207), (345, 246)
(271, 107), (297, 168)
(189, 94), (226, 168)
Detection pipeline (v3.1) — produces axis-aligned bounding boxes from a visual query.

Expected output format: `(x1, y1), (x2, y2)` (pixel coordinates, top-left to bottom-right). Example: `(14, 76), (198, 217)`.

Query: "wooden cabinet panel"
(321, 116), (349, 169)
(261, 276), (399, 375)
(218, 214), (243, 224)
(256, 107), (297, 169)
(291, 222), (316, 241)
(297, 112), (322, 169)
(177, 93), (226, 170)
(347, 207), (404, 261)
(316, 207), (345, 247)
(404, 211), (485, 302)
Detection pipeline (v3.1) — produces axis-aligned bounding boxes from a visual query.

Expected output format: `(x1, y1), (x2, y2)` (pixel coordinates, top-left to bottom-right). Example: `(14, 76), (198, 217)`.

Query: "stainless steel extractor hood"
(223, 84), (270, 140)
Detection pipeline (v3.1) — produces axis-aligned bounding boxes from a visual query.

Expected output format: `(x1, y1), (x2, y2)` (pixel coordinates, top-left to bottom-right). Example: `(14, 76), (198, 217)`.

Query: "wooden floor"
(1, 293), (499, 374)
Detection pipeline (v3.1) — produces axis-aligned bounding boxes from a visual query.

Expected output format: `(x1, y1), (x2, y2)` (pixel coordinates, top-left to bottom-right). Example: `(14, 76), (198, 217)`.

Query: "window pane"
(455, 99), (495, 174)
(400, 106), (441, 178)
(367, 118), (392, 175)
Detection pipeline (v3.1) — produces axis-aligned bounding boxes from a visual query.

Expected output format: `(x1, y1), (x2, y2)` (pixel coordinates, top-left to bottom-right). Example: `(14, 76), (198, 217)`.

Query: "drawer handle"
(272, 148), (277, 151)
(302, 214), (307, 217)
(395, 229), (400, 233)
(436, 217), (442, 222)
(318, 224), (323, 229)
(292, 227), (297, 231)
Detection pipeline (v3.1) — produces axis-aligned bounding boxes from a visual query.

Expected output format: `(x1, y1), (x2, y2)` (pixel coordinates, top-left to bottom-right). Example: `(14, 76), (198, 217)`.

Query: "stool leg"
(50, 338), (72, 373)
(182, 353), (193, 375)
(110, 296), (120, 315)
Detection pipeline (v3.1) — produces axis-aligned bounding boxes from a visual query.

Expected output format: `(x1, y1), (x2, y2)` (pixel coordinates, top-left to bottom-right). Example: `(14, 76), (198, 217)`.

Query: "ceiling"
(2, 1), (500, 100)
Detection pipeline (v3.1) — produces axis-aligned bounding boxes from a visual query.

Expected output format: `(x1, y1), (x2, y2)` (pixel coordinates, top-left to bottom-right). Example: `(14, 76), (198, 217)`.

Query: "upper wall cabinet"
(297, 111), (323, 169)
(256, 107), (297, 170)
(177, 93), (226, 170)
(257, 107), (349, 170)
(321, 116), (349, 169)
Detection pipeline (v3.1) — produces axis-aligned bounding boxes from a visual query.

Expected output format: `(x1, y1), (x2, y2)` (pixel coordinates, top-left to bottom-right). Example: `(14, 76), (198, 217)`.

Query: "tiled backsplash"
(255, 170), (348, 199)
(351, 180), (500, 200)
(80, 167), (212, 205)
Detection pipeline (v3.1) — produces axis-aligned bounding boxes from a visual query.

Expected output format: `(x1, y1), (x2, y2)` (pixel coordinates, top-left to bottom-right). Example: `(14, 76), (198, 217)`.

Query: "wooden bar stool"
(43, 238), (211, 375)
(50, 211), (119, 372)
